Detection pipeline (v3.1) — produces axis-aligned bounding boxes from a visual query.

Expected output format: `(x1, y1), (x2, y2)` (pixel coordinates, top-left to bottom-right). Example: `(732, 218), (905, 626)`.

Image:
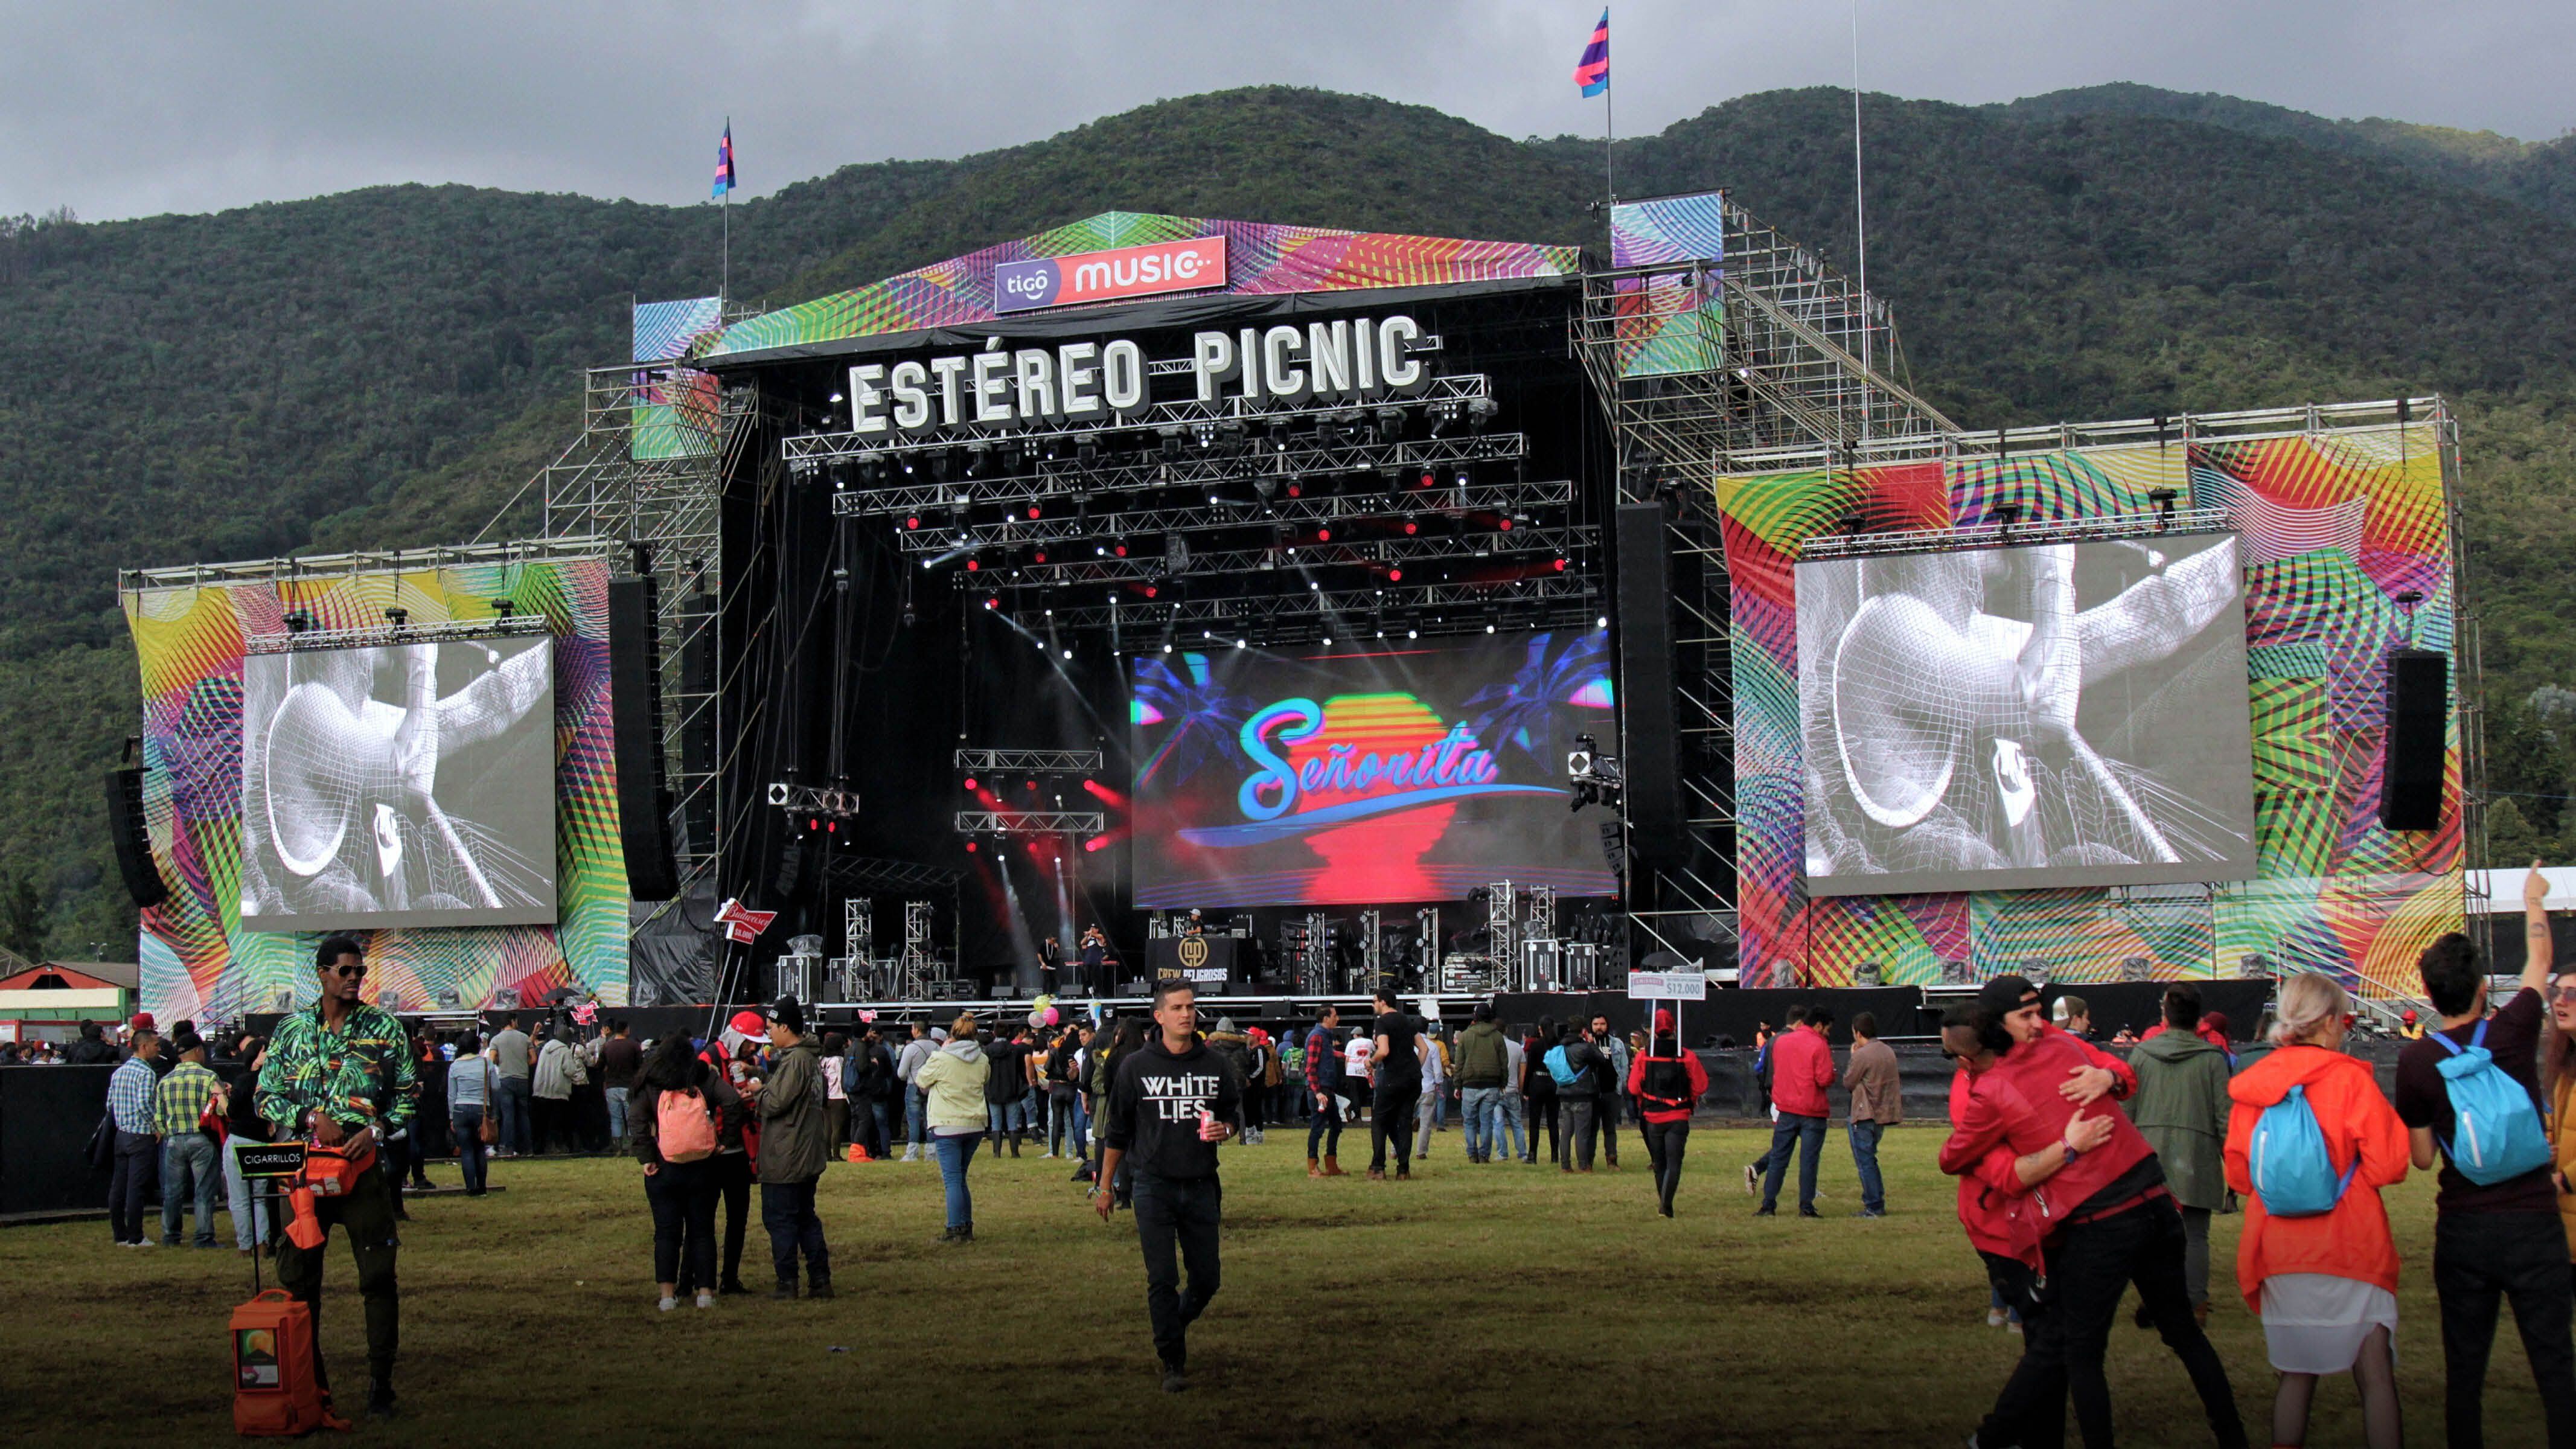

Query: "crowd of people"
(56, 863), (2576, 1437)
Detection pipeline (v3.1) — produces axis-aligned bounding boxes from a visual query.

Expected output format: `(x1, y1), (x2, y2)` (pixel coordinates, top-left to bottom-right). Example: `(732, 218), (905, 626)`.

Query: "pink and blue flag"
(712, 123), (737, 199)
(1573, 10), (1609, 97)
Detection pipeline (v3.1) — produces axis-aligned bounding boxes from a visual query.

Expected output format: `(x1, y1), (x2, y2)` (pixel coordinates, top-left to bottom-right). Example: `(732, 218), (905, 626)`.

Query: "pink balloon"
(1043, 1006), (1060, 1026)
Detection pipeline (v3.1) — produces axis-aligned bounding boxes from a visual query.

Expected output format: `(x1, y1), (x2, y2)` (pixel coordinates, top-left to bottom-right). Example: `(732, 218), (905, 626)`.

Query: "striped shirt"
(107, 1057), (158, 1134)
(153, 1060), (222, 1137)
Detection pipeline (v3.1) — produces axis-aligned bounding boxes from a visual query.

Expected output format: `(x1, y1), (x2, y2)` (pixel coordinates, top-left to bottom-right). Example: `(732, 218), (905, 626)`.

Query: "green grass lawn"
(0, 1125), (2548, 1445)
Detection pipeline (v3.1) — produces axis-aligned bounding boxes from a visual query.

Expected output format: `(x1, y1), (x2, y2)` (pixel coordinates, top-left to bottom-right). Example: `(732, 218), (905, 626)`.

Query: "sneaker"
(719, 1279), (750, 1296)
(133, 1239), (158, 1249)
(1798, 1206), (1822, 1219)
(1041, 1151), (1057, 1159)
(771, 1284), (797, 1301)
(2007, 1319), (2023, 1336)
(1754, 1205), (1776, 1218)
(1855, 1208), (1886, 1219)
(1987, 1308), (2008, 1328)
(659, 1296), (678, 1313)
(1160, 1364), (1189, 1393)
(365, 1384), (397, 1420)
(807, 1281), (836, 1301)
(694, 1293), (715, 1310)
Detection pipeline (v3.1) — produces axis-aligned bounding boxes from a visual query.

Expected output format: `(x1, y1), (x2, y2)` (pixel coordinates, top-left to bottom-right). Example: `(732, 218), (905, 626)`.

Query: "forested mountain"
(3, 82), (2571, 958)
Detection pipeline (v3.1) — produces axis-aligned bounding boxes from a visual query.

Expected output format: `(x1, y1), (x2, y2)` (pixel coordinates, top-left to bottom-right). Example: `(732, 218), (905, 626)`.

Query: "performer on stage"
(1040, 936), (1064, 996)
(1079, 927), (1109, 994)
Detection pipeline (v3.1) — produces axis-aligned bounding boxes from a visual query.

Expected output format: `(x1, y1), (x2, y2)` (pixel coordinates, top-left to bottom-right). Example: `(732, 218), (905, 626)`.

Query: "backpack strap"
(2429, 1028), (2467, 1058)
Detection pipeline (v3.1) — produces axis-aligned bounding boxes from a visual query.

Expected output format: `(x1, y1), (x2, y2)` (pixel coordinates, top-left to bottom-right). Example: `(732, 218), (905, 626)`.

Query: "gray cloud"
(7, 0), (2568, 222)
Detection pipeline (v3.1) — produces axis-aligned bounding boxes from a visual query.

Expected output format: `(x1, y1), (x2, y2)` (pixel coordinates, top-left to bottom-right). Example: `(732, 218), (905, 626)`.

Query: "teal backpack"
(2431, 1019), (2553, 1185)
(2248, 1083), (2356, 1217)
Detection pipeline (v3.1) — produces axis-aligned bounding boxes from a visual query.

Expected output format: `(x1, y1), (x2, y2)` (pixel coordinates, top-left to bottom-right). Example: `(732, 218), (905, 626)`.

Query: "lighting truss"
(1069, 573), (1599, 640)
(768, 782), (860, 816)
(785, 369), (1491, 468)
(832, 433), (1530, 523)
(991, 525), (1588, 590)
(243, 613), (552, 655)
(1797, 505), (2233, 561)
(820, 855), (963, 894)
(954, 810), (1107, 836)
(954, 749), (1105, 773)
(872, 472), (1564, 554)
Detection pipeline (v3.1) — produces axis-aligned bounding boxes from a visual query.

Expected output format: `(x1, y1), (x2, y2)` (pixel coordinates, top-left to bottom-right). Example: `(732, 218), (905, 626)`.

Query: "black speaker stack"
(1613, 501), (1687, 860)
(609, 576), (682, 900)
(103, 766), (167, 909)
(2379, 647), (2447, 832)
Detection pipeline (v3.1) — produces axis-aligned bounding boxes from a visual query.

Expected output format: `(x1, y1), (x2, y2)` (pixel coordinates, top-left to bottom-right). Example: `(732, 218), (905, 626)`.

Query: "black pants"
(276, 1161), (401, 1395)
(1369, 1085), (1419, 1173)
(1597, 1092), (1620, 1163)
(1563, 1097), (1599, 1168)
(1978, 1250), (2066, 1449)
(109, 1131), (156, 1243)
(1641, 1118), (1690, 1212)
(711, 1151), (752, 1286)
(1244, 1083), (1265, 1134)
(1308, 1096), (1343, 1159)
(1527, 1095), (1558, 1162)
(761, 1176), (830, 1288)
(2030, 1195), (2245, 1448)
(531, 1095), (569, 1154)
(2434, 1209), (2576, 1448)
(645, 1160), (717, 1289)
(1132, 1171), (1222, 1371)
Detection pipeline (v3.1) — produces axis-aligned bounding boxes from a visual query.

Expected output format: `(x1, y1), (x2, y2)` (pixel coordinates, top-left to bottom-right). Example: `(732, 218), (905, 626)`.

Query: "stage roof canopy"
(707, 210), (1583, 367)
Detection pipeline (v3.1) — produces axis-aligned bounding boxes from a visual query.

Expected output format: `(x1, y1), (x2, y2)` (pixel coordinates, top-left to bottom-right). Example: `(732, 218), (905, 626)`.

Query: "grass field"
(1, 1124), (2551, 1445)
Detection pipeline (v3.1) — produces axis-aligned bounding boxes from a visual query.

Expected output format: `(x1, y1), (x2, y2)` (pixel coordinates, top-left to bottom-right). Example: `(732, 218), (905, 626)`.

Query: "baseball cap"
(769, 996), (807, 1035)
(1976, 974), (2039, 1016)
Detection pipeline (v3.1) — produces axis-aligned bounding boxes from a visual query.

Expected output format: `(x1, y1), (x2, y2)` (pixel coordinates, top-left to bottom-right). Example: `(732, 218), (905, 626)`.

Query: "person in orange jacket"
(2222, 971), (2410, 1449)
(2549, 967), (2576, 1277)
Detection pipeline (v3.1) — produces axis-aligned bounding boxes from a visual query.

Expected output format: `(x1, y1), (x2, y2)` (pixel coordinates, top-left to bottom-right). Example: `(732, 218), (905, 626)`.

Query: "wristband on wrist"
(2062, 1140), (2083, 1160)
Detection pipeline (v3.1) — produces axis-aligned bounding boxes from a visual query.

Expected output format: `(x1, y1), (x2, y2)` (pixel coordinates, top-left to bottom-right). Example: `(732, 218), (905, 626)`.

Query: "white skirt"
(2261, 1273), (2399, 1375)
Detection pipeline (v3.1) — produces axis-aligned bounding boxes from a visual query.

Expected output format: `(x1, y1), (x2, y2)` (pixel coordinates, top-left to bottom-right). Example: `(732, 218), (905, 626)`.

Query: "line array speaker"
(609, 577), (681, 900)
(1613, 501), (1687, 860)
(103, 767), (168, 909)
(2379, 647), (2447, 832)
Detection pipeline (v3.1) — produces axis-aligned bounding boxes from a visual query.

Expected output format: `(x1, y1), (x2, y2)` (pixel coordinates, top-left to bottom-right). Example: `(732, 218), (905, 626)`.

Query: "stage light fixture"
(1466, 397), (1498, 432)
(1062, 648), (1073, 660)
(1376, 406), (1405, 442)
(1596, 615), (1609, 628)
(1162, 642), (1174, 654)
(2149, 487), (2179, 529)
(491, 598), (514, 617)
(1317, 527), (1332, 542)
(1388, 568), (1404, 582)
(965, 559), (980, 572)
(1235, 638), (1247, 649)
(383, 606), (407, 628)
(1407, 628), (1419, 639)
(1989, 502), (2024, 529)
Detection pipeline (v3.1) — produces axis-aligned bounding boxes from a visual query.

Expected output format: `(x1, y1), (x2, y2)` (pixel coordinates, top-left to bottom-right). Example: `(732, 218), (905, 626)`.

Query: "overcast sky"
(8, 0), (2568, 222)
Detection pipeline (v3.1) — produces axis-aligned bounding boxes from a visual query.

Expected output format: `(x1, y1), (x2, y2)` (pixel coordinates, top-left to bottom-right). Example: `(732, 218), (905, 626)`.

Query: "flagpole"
(1849, 5), (1868, 374)
(721, 115), (732, 305)
(1605, 77), (1616, 205)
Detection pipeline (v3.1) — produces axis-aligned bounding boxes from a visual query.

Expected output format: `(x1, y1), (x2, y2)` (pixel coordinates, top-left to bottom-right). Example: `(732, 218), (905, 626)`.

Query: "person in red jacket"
(1941, 1001), (2114, 1449)
(1941, 975), (2246, 1449)
(2223, 971), (2408, 1449)
(1629, 1008), (1710, 1219)
(1756, 1005), (1836, 1218)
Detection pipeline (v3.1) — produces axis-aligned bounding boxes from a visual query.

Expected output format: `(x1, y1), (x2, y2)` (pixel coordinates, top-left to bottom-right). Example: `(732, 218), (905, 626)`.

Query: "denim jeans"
(161, 1133), (219, 1246)
(1759, 1112), (1826, 1212)
(1847, 1119), (1887, 1214)
(987, 1098), (1029, 1139)
(932, 1132), (984, 1230)
(1132, 1171), (1222, 1371)
(1460, 1086), (1503, 1158)
(868, 1100), (895, 1158)
(1497, 1087), (1527, 1159)
(1048, 1089), (1082, 1154)
(450, 1107), (489, 1194)
(759, 1176), (830, 1288)
(905, 1084), (928, 1147)
(605, 1086), (630, 1143)
(2434, 1209), (2576, 1448)
(493, 1074), (532, 1154)
(1563, 1097), (1600, 1168)
(223, 1136), (273, 1248)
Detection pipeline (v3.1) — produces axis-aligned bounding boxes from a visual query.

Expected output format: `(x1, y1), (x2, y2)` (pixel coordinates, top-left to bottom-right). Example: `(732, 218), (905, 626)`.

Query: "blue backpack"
(2248, 1083), (2356, 1217)
(2431, 1019), (2554, 1185)
(1544, 1044), (1584, 1089)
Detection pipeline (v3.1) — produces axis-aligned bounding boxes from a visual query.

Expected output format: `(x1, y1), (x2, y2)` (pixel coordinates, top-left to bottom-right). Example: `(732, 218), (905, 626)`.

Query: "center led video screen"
(1798, 533), (2258, 896)
(240, 636), (558, 930)
(1130, 630), (1621, 908)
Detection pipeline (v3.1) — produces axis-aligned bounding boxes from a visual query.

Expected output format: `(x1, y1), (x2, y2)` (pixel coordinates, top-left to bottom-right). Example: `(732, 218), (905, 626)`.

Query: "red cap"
(129, 1012), (155, 1032)
(1654, 1008), (1675, 1034)
(2401, 1009), (2417, 1023)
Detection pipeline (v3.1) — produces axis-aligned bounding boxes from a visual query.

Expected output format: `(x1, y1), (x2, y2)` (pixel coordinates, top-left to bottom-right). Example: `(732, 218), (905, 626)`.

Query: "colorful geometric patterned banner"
(631, 296), (726, 462)
(121, 557), (629, 1021)
(1609, 193), (1727, 268)
(1604, 193), (1725, 380)
(1720, 421), (2461, 996)
(711, 211), (1583, 358)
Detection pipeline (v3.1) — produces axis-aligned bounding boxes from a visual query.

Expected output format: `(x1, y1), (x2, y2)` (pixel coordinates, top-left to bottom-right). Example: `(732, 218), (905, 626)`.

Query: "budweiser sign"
(992, 235), (1227, 315)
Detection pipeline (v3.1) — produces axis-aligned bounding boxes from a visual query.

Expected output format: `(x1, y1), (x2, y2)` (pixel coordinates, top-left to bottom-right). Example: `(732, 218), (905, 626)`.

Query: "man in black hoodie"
(1098, 978), (1240, 1394)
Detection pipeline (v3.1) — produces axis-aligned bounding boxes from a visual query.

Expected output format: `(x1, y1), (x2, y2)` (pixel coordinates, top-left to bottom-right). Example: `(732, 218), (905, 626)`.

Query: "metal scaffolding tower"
(1572, 195), (1955, 977)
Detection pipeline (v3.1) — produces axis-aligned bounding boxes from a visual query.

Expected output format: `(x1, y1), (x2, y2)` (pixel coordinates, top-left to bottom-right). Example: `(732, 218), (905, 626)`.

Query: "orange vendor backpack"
(232, 1289), (328, 1436)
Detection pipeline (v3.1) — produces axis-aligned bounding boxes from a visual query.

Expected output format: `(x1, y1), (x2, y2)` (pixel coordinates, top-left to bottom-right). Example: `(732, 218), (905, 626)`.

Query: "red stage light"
(962, 777), (978, 792)
(1498, 517), (1513, 531)
(1027, 506), (1041, 519)
(965, 840), (978, 853)
(1317, 527), (1332, 542)
(1084, 836), (1107, 852)
(807, 819), (819, 832)
(1115, 545), (1128, 557)
(982, 596), (998, 609)
(1419, 472), (1434, 488)
(1025, 780), (1038, 792)
(1035, 551), (1047, 563)
(1404, 521), (1418, 535)
(826, 820), (837, 833)
(905, 516), (919, 529)
(1287, 484), (1302, 497)
(1553, 557), (1568, 572)
(966, 558), (980, 572)
(1388, 568), (1404, 582)
(1145, 586), (1159, 599)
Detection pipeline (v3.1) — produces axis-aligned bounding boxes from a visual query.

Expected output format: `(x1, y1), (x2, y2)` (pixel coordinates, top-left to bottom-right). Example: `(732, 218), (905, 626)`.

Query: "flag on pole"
(714, 896), (775, 944)
(712, 123), (737, 199)
(1574, 10), (1610, 97)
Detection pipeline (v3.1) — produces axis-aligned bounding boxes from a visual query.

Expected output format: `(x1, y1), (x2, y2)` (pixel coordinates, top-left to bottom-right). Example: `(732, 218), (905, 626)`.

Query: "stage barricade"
(0, 1064), (116, 1215)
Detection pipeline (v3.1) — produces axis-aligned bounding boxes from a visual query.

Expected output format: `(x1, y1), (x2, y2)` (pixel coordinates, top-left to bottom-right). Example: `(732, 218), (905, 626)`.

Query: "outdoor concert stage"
(110, 193), (2475, 1027)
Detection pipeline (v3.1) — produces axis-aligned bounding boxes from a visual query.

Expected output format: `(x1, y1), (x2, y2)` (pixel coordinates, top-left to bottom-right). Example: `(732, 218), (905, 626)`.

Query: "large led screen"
(1798, 533), (2257, 896)
(241, 636), (558, 930)
(1130, 630), (1620, 907)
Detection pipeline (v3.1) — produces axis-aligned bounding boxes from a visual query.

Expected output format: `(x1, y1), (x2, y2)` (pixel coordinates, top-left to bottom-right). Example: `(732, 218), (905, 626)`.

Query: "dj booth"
(1146, 935), (1246, 992)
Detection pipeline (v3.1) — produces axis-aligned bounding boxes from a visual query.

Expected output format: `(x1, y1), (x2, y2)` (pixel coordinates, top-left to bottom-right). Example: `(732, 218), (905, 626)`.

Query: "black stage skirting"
(1492, 988), (1930, 1048)
(1, 1064), (117, 1214)
(2037, 980), (2272, 1041)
